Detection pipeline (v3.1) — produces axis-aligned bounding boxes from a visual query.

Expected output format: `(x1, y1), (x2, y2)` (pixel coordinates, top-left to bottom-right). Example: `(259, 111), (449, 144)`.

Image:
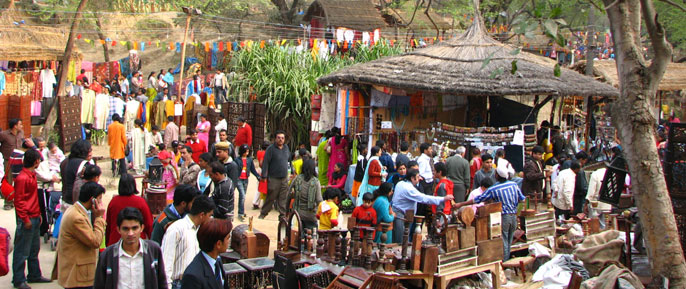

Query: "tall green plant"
(230, 42), (402, 148)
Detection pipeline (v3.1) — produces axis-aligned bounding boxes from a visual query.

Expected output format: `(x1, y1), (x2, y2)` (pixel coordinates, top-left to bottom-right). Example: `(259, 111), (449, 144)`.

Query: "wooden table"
(434, 261), (502, 289)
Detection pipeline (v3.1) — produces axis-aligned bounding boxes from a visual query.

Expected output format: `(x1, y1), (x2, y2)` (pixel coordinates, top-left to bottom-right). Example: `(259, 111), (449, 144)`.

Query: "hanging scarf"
(357, 156), (380, 206)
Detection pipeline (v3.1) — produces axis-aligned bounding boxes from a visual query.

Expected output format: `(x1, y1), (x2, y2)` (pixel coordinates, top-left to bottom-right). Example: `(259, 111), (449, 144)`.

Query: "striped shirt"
(474, 181), (526, 214)
(161, 215), (200, 288)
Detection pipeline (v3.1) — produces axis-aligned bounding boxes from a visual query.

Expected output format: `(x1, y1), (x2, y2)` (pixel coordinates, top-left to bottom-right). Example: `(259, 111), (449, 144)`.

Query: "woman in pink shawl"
(327, 128), (349, 181)
(196, 113), (211, 150)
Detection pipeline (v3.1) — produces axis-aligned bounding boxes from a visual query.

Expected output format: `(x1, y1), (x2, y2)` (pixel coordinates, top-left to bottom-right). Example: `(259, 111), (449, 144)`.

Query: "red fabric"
(469, 157), (482, 189)
(256, 150), (266, 167)
(76, 74), (87, 83)
(351, 205), (377, 238)
(329, 174), (347, 189)
(433, 178), (454, 214)
(234, 123), (253, 147)
(186, 140), (208, 163)
(14, 168), (40, 224)
(0, 227), (9, 276)
(105, 195), (154, 246)
(367, 160), (382, 186)
(240, 158), (248, 179)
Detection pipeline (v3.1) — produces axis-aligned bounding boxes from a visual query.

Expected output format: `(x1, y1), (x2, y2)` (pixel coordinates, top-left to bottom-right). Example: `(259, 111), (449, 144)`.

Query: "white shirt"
(496, 158), (515, 179)
(214, 73), (224, 87)
(215, 119), (228, 143)
(117, 239), (145, 289)
(417, 153), (433, 182)
(586, 168), (611, 211)
(552, 168), (576, 211)
(161, 215), (200, 287)
(202, 251), (224, 285)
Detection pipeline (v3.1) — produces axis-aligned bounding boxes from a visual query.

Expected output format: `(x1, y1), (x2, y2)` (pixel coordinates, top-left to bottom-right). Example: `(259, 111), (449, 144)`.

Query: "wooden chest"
(144, 187), (167, 215)
(231, 224), (270, 259)
(223, 262), (247, 289)
(237, 257), (275, 289)
(296, 264), (330, 288)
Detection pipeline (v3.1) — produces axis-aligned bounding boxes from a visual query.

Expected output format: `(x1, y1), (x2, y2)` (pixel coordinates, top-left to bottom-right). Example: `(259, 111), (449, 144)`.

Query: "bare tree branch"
(657, 0), (686, 12)
(604, 0), (620, 10)
(640, 0), (672, 84)
(423, 0), (440, 38)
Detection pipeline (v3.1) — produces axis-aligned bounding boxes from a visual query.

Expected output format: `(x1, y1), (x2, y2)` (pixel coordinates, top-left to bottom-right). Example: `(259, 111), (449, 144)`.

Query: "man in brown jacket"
(522, 146), (551, 201)
(57, 181), (107, 289)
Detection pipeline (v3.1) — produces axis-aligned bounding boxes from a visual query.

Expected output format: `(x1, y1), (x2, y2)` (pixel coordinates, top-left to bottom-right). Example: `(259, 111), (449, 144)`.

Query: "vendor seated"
(328, 163), (347, 190)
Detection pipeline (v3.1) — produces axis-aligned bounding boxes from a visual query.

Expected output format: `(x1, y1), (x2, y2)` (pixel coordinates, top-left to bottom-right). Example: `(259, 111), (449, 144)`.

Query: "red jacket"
(186, 139), (207, 163)
(15, 168), (40, 224)
(351, 205), (377, 238)
(105, 195), (154, 246)
(234, 123), (253, 147)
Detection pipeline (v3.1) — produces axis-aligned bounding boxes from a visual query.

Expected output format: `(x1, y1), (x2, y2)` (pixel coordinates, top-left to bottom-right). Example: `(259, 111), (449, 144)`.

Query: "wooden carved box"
(231, 224), (270, 259)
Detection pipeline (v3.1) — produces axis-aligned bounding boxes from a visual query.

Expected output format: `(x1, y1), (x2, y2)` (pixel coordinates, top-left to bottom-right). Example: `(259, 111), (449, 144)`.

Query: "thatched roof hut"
(318, 9), (619, 98)
(303, 0), (388, 32)
(381, 6), (452, 33)
(0, 9), (76, 61)
(573, 60), (686, 91)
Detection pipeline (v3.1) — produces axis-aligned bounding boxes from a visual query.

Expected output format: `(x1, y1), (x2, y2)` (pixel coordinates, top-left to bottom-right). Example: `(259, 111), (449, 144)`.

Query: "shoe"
(27, 277), (51, 283)
(238, 215), (245, 222)
(14, 282), (31, 289)
(252, 205), (260, 210)
(257, 215), (266, 220)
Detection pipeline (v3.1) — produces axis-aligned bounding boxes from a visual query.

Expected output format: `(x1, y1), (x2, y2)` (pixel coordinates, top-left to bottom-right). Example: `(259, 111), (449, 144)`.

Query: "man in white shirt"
(215, 115), (228, 144)
(586, 168), (611, 229)
(95, 207), (167, 288)
(213, 69), (227, 105)
(552, 161), (580, 220)
(161, 195), (215, 289)
(415, 143), (435, 216)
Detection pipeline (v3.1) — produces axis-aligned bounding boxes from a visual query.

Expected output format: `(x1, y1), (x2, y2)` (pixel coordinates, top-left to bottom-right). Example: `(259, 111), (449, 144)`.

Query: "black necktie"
(215, 260), (223, 285)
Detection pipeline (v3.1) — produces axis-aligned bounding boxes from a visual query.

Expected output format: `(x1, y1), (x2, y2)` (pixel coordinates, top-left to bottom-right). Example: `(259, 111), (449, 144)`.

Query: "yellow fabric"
(293, 159), (303, 175)
(165, 100), (175, 129)
(145, 100), (153, 131)
(317, 200), (339, 230)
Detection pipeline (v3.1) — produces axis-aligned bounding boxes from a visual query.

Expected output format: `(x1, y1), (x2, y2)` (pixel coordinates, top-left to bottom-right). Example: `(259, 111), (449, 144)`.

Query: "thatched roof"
(318, 10), (619, 98)
(382, 7), (452, 32)
(303, 0), (388, 32)
(0, 9), (76, 61)
(572, 60), (686, 91)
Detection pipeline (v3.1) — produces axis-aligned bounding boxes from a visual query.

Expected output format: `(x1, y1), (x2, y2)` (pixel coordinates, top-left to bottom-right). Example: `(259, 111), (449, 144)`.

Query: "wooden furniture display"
(231, 223), (270, 259)
(501, 256), (535, 282)
(325, 267), (372, 289)
(144, 187), (167, 215)
(436, 246), (478, 274)
(296, 264), (330, 288)
(359, 273), (434, 289)
(477, 238), (504, 264)
(434, 261), (502, 289)
(237, 257), (275, 289)
(223, 262), (248, 289)
(475, 203), (502, 241)
(521, 210), (556, 240)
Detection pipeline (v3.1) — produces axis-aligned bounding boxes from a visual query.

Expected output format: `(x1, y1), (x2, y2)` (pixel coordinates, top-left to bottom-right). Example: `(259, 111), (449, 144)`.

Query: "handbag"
(0, 177), (14, 202)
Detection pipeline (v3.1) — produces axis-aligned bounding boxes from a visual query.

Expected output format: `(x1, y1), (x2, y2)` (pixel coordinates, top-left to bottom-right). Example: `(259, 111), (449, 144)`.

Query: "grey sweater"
(261, 144), (291, 179)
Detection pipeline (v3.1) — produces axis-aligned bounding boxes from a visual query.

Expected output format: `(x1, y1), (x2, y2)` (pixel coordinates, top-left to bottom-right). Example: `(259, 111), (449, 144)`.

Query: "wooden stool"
(501, 256), (535, 282)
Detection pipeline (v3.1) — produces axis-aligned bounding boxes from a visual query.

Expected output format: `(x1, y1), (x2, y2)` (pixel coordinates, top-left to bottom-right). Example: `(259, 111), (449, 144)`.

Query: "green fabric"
(292, 175), (320, 211)
(316, 139), (329, 187)
(352, 138), (358, 165)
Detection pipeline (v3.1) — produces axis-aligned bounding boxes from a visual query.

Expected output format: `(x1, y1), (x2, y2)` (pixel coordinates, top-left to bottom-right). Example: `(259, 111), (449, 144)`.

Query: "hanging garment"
(0, 70), (5, 95)
(119, 57), (131, 77)
(40, 69), (56, 98)
(125, 99), (140, 132)
(164, 100), (175, 130)
(81, 89), (96, 124)
(154, 101), (167, 130)
(131, 127), (151, 174)
(93, 93), (110, 130)
(145, 100), (153, 131)
(129, 51), (141, 73)
(94, 63), (110, 83)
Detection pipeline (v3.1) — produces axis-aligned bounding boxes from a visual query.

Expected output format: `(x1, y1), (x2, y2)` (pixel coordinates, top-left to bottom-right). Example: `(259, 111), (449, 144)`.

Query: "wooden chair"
(501, 256), (535, 282)
(325, 267), (371, 289)
(567, 271), (583, 289)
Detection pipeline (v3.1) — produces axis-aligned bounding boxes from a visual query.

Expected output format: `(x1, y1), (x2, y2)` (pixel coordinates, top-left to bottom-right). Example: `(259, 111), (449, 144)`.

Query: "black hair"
(400, 141), (409, 152)
(47, 142), (57, 149)
(301, 159), (317, 182)
(370, 146), (381, 156)
(80, 69), (86, 74)
(496, 149), (505, 157)
(575, 151), (589, 160)
(420, 143), (431, 154)
(480, 177), (495, 189)
(182, 145), (193, 154)
(79, 182), (106, 203)
(239, 144), (250, 157)
(219, 129), (227, 134)
(173, 184), (200, 206)
(167, 116), (174, 122)
(23, 149), (41, 168)
(362, 192), (374, 202)
(357, 143), (367, 153)
(117, 207), (144, 227)
(118, 173), (139, 196)
(83, 164), (102, 180)
(481, 154), (493, 162)
(209, 161), (226, 175)
(406, 169), (420, 180)
(189, 195), (216, 215)
(261, 142), (270, 150)
(434, 162), (447, 177)
(238, 116), (246, 122)
(298, 148), (308, 157)
(69, 139), (92, 159)
(570, 161), (581, 171)
(112, 114), (121, 123)
(324, 189), (339, 200)
(134, 119), (143, 127)
(274, 130), (286, 138)
(407, 160), (419, 168)
(375, 139), (385, 148)
(532, 145), (545, 154)
(8, 118), (20, 129)
(373, 182), (393, 200)
(152, 125), (160, 131)
(472, 147), (481, 155)
(189, 129), (198, 135)
(199, 152), (214, 163)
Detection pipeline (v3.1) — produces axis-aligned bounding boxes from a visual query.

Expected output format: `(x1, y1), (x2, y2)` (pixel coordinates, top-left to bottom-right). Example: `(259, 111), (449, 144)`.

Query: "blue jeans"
(172, 279), (182, 289)
(12, 217), (42, 285)
(236, 179), (249, 216)
(501, 214), (518, 261)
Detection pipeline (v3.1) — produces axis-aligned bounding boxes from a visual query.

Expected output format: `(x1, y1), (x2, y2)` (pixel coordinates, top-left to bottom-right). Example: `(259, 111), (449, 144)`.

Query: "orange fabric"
(107, 121), (127, 160)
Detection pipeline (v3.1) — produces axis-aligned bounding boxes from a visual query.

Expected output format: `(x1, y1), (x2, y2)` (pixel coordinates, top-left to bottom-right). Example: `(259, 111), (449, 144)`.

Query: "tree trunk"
(42, 0), (89, 140)
(602, 0), (686, 286)
(95, 16), (110, 63)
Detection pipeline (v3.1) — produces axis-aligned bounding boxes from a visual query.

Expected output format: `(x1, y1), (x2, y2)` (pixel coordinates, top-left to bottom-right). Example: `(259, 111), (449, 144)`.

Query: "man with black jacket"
(572, 151), (589, 214)
(95, 207), (167, 289)
(208, 162), (234, 220)
(215, 142), (238, 201)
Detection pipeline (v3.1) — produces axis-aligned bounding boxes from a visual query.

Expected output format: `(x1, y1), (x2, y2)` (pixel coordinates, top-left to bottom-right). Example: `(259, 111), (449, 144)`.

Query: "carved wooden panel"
(59, 96), (82, 151)
(668, 123), (686, 253)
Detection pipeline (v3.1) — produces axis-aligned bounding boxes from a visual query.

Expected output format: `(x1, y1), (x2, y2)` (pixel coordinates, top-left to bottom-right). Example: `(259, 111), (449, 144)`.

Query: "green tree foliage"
(654, 1), (686, 55)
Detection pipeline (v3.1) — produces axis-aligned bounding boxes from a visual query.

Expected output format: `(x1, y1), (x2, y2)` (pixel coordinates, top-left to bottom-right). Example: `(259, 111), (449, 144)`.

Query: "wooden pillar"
(585, 96), (593, 152)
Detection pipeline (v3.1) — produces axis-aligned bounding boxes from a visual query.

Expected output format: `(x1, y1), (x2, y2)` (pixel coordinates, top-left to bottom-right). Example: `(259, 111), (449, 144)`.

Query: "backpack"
(0, 227), (11, 276)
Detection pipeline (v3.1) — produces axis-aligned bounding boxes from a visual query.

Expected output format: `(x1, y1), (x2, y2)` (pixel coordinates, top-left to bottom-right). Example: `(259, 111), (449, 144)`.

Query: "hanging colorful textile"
(110, 61), (121, 78)
(94, 63), (110, 82)
(119, 57), (131, 78)
(129, 51), (141, 73)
